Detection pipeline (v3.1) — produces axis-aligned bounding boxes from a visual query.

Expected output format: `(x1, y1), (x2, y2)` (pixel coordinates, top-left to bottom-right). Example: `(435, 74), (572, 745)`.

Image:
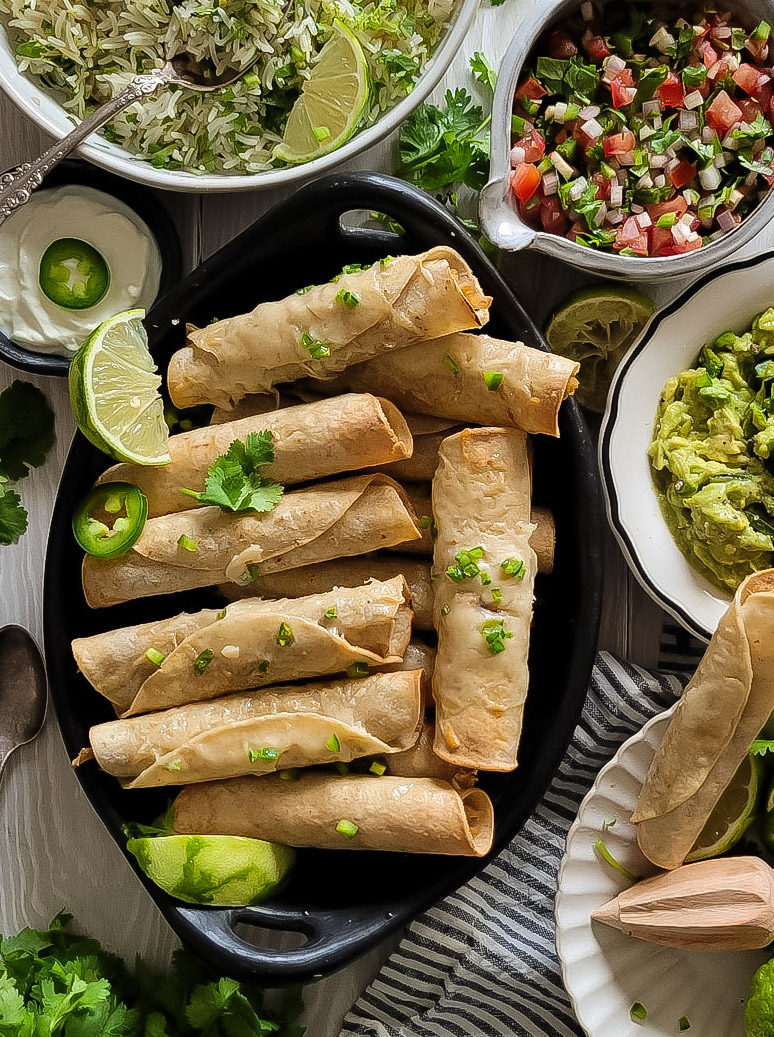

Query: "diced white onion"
(671, 221), (690, 244)
(636, 212), (652, 229)
(594, 202), (607, 226)
(665, 157), (681, 175)
(728, 188), (745, 209)
(510, 146), (526, 166)
(640, 124), (655, 140)
(651, 115), (663, 129)
(631, 203), (644, 213)
(683, 90), (703, 110)
(702, 126), (717, 143)
(607, 209), (624, 224)
(746, 170), (759, 186)
(699, 164), (722, 190)
(579, 105), (600, 120)
(717, 208), (737, 230)
(549, 151), (575, 179)
(722, 131), (739, 150)
(653, 173), (666, 188)
(605, 54), (626, 73)
(553, 101), (567, 122)
(617, 169), (628, 184)
(650, 153), (668, 168)
(641, 99), (662, 116)
(650, 25), (676, 52)
(713, 152), (728, 168)
(610, 184), (623, 206)
(542, 171), (559, 195)
(679, 110), (699, 131)
(637, 172), (653, 188)
(582, 118), (603, 139)
(568, 176), (588, 201)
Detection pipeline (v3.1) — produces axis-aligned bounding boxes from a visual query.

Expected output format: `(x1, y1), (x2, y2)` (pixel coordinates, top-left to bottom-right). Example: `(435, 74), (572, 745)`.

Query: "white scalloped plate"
(555, 706), (768, 1037)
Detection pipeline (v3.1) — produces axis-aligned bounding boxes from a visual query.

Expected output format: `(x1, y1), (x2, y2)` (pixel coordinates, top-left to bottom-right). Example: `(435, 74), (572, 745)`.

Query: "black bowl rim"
(0, 158), (182, 376)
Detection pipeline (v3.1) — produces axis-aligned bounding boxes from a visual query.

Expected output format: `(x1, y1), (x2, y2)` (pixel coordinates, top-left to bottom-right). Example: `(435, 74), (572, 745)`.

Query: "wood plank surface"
(0, 0), (763, 1030)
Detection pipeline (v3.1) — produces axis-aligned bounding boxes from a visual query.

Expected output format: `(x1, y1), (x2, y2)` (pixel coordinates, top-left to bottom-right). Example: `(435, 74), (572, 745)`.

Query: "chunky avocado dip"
(649, 308), (774, 592)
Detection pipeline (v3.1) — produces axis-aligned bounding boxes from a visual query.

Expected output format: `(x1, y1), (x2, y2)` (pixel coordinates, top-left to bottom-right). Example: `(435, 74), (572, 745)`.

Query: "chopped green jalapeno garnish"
(347, 662), (370, 677)
(279, 768), (299, 781)
(324, 606), (337, 619)
(336, 819), (358, 838)
(276, 622), (294, 647)
(295, 285), (314, 295)
(300, 331), (331, 360)
(39, 237), (110, 310)
(235, 563), (261, 586)
(145, 647), (164, 666)
(441, 603), (450, 616)
(482, 371), (504, 391)
(630, 1003), (647, 1024)
(325, 733), (341, 752)
(177, 533), (197, 552)
(678, 1018), (691, 1031)
(442, 354), (460, 375)
(248, 747), (279, 762)
(72, 482), (148, 559)
(369, 760), (387, 776)
(166, 760), (182, 772)
(257, 659), (270, 674)
(216, 609), (227, 620)
(447, 546), (485, 582)
(193, 649), (214, 675)
(336, 289), (361, 308)
(481, 619), (512, 655)
(501, 558), (526, 579)
(491, 587), (503, 604)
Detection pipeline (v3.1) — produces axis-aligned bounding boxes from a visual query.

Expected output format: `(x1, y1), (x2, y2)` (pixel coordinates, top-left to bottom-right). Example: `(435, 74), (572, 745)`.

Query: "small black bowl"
(0, 159), (182, 377)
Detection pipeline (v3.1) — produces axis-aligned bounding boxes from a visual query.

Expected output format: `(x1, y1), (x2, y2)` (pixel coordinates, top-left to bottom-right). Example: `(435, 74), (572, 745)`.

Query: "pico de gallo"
(511, 3), (774, 256)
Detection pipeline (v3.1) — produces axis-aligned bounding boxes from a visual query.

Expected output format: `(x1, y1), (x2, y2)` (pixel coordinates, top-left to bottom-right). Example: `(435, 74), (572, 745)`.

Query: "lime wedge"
(274, 21), (369, 165)
(544, 285), (655, 413)
(69, 309), (170, 466)
(127, 834), (295, 906)
(685, 752), (762, 863)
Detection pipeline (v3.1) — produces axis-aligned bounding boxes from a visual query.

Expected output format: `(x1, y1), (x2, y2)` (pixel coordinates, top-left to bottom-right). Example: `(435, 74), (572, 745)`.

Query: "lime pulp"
(39, 237), (110, 310)
(685, 752), (762, 863)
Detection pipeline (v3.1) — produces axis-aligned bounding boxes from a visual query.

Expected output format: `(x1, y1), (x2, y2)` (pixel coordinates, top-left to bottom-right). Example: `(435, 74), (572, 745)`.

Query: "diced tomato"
(669, 160), (697, 189)
(611, 76), (636, 107)
(539, 196), (569, 235)
(603, 130), (636, 156)
(567, 222), (586, 242)
(547, 28), (578, 58)
(737, 97), (763, 123)
(515, 76), (547, 101)
(554, 127), (568, 145)
(583, 33), (610, 62)
(658, 71), (685, 107)
(746, 35), (769, 64)
(511, 163), (541, 204)
(591, 172), (611, 200)
(699, 40), (719, 67)
(756, 77), (773, 109)
(733, 62), (763, 96)
(706, 89), (743, 133)
(514, 128), (546, 163)
(649, 225), (675, 256)
(613, 66), (635, 86)
(659, 235), (703, 255)
(613, 226), (649, 255)
(647, 196), (687, 223)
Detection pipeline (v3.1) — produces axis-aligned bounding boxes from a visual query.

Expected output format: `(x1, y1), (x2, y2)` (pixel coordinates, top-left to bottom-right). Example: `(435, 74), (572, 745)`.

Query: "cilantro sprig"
(0, 381), (55, 546)
(181, 431), (284, 513)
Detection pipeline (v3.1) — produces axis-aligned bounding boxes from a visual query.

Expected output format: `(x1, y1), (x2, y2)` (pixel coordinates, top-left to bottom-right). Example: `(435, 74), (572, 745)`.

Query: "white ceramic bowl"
(555, 704), (768, 1037)
(599, 250), (774, 643)
(0, 0), (478, 193)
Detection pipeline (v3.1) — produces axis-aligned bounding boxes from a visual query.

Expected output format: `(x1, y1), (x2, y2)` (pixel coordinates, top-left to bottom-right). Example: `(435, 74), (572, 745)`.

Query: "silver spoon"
(0, 625), (47, 781)
(0, 49), (257, 227)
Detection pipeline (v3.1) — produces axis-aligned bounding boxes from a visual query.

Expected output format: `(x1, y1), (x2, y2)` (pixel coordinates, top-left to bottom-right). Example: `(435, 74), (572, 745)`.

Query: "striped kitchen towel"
(340, 652), (685, 1037)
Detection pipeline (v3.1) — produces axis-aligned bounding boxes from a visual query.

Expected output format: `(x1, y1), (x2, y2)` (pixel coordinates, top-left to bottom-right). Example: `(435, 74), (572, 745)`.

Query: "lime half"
(685, 752), (762, 863)
(127, 835), (295, 906)
(544, 285), (656, 413)
(274, 21), (369, 165)
(69, 309), (170, 466)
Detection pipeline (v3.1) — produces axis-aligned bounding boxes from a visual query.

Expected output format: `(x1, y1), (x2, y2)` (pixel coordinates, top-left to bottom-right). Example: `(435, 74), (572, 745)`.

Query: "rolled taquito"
(168, 249), (491, 409)
(338, 334), (579, 437)
(432, 428), (536, 772)
(98, 395), (413, 518)
(73, 577), (412, 715)
(387, 720), (476, 789)
(381, 414), (463, 482)
(82, 474), (421, 609)
(219, 553), (435, 631)
(633, 569), (774, 870)
(380, 638), (436, 706)
(84, 670), (423, 789)
(173, 771), (494, 856)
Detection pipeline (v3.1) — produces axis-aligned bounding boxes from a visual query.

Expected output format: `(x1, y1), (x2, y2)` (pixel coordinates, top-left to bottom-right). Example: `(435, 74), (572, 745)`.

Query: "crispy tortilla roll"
(98, 395), (413, 518)
(85, 670), (423, 789)
(380, 638), (436, 706)
(169, 249), (491, 409)
(339, 334), (579, 436)
(173, 771), (494, 856)
(388, 720), (476, 789)
(220, 553), (435, 631)
(82, 474), (421, 609)
(633, 569), (774, 870)
(381, 415), (463, 482)
(432, 429), (536, 772)
(73, 577), (412, 716)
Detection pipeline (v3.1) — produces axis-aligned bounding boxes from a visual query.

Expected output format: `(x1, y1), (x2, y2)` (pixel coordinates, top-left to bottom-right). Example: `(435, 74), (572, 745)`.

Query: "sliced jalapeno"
(72, 481), (148, 558)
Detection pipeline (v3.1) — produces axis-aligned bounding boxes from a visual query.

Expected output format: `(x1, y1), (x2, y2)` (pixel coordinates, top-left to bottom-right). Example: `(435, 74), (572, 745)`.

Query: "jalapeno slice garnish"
(72, 482), (148, 558)
(39, 238), (110, 310)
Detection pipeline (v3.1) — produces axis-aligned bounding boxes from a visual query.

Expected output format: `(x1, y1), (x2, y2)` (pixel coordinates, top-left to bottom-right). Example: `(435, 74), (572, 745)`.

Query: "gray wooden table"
(0, 1), (763, 1030)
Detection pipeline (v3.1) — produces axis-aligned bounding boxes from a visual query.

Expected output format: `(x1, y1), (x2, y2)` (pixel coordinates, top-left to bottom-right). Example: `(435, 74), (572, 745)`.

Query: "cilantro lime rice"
(0, 0), (455, 174)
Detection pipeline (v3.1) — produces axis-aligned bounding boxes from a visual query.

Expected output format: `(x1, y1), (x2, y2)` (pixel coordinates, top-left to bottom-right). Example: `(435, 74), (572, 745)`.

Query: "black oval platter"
(44, 172), (603, 984)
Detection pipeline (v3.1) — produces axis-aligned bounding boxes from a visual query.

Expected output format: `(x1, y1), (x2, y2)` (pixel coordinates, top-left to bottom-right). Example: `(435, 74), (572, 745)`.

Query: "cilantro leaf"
(181, 431), (284, 513)
(0, 381), (55, 482)
(751, 739), (774, 757)
(0, 479), (28, 545)
(470, 51), (497, 94)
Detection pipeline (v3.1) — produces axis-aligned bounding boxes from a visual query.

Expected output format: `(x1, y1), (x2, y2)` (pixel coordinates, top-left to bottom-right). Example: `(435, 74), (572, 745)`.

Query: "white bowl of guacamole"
(600, 250), (774, 643)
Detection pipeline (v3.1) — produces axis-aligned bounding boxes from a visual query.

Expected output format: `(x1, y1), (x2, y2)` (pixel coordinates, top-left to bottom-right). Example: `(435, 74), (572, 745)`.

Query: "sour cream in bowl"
(0, 184), (162, 357)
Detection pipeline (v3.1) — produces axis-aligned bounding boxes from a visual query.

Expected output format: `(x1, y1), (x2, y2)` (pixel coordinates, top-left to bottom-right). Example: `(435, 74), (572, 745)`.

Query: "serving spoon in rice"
(0, 46), (261, 226)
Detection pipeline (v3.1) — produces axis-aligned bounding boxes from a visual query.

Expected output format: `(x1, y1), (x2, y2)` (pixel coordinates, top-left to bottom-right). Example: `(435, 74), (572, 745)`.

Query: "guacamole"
(649, 307), (774, 593)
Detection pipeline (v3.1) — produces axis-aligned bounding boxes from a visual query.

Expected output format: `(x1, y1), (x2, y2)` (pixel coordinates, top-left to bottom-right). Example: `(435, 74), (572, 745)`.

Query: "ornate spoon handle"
(0, 64), (176, 227)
